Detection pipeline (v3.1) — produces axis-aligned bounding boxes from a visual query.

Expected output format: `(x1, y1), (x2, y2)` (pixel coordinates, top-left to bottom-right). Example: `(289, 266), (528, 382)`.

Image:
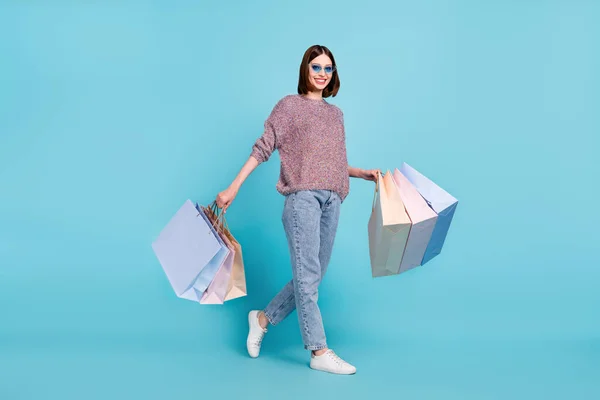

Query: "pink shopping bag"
(199, 204), (247, 304)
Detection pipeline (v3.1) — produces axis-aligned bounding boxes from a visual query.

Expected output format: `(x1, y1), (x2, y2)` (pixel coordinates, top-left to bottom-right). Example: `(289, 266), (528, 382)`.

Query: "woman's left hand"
(361, 169), (381, 182)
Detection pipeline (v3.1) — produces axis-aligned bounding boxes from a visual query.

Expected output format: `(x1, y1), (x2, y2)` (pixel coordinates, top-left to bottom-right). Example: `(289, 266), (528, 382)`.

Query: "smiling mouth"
(315, 78), (327, 85)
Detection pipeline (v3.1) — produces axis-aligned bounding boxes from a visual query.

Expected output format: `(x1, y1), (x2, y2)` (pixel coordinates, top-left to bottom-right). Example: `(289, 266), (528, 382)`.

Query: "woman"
(216, 44), (378, 375)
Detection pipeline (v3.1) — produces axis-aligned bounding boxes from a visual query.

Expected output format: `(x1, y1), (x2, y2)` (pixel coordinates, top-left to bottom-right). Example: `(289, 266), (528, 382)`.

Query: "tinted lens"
(324, 66), (334, 74)
(311, 64), (322, 73)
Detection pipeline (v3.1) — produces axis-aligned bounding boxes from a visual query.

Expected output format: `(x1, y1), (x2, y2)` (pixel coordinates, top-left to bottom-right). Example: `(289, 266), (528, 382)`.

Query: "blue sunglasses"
(310, 63), (336, 75)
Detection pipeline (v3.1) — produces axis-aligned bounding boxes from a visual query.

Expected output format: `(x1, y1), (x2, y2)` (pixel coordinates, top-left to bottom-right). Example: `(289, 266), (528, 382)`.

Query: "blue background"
(1, 1), (599, 399)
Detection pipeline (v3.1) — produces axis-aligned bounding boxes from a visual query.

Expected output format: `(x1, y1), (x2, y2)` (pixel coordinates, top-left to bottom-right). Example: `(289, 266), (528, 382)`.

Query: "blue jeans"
(263, 190), (341, 351)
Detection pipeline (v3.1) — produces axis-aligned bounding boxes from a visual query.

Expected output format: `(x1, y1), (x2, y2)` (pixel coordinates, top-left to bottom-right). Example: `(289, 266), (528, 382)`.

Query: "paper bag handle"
(204, 201), (235, 242)
(201, 202), (223, 231)
(372, 171), (381, 211)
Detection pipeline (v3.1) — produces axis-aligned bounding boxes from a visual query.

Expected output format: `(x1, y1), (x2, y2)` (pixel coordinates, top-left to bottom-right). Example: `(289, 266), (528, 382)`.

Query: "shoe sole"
(309, 364), (356, 375)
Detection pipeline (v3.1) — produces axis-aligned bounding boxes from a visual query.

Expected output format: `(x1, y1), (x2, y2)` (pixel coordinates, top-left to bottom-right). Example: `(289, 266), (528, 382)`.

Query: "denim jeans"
(263, 190), (341, 351)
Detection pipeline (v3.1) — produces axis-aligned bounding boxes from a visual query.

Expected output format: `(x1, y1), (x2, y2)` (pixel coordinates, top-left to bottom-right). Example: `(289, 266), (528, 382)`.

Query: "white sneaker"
(246, 310), (267, 358)
(310, 349), (357, 375)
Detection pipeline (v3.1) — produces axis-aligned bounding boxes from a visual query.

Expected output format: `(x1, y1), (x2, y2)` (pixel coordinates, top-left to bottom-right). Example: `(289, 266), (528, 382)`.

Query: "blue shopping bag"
(152, 200), (229, 302)
(398, 163), (458, 265)
(191, 203), (230, 295)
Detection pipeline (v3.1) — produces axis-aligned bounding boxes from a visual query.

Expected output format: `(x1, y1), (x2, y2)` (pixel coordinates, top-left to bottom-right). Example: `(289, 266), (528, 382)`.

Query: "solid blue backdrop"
(1, 1), (599, 399)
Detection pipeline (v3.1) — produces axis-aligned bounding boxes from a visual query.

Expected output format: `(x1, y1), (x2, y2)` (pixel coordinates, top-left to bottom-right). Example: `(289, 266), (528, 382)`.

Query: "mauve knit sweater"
(250, 94), (350, 201)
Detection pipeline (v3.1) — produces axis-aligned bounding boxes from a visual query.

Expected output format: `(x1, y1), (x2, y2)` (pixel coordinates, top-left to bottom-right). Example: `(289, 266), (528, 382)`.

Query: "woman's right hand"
(216, 186), (238, 213)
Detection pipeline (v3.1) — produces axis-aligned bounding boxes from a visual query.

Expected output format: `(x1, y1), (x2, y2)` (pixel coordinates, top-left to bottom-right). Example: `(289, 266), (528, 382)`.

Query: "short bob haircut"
(297, 45), (340, 98)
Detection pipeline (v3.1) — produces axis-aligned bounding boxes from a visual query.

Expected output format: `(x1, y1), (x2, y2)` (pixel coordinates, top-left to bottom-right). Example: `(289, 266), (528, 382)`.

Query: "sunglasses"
(310, 63), (336, 75)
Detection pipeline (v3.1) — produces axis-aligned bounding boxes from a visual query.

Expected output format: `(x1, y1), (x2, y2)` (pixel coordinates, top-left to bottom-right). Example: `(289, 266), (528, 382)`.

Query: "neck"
(304, 90), (323, 101)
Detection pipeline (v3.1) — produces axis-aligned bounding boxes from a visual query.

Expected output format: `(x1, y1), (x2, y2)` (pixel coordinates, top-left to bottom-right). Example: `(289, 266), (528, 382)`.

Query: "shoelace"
(327, 350), (345, 366)
(252, 330), (265, 347)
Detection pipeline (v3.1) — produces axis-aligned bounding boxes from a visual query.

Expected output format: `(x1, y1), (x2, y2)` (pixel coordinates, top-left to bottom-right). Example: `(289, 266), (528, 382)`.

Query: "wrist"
(229, 181), (241, 192)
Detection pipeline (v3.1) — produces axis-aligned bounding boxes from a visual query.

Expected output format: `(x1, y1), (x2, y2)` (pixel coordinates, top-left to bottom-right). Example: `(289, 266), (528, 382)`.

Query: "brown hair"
(297, 45), (340, 98)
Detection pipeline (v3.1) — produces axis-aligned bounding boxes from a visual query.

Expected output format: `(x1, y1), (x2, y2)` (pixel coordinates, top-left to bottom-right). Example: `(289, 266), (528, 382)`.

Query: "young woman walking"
(216, 44), (378, 375)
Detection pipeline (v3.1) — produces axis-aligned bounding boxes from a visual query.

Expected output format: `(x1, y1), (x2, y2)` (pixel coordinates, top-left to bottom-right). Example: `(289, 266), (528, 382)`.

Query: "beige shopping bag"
(368, 171), (411, 277)
(224, 235), (247, 301)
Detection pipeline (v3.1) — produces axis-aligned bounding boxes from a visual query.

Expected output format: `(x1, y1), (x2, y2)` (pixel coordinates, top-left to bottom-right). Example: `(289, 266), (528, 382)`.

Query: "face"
(307, 53), (335, 92)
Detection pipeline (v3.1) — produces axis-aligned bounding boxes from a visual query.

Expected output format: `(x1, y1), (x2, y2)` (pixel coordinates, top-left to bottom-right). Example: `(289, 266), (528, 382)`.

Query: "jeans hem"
(263, 310), (278, 326)
(305, 344), (328, 351)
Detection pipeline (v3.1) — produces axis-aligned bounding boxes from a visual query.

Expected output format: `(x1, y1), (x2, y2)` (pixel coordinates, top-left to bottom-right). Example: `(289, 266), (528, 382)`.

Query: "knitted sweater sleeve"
(251, 97), (291, 164)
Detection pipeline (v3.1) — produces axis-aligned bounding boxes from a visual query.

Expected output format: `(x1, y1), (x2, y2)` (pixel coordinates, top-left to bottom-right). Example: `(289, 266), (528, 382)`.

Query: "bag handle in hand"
(205, 201), (235, 242)
(372, 171), (382, 211)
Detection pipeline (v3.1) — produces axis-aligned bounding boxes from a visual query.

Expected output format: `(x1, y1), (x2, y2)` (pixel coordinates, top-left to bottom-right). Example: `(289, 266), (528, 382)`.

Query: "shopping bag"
(192, 207), (231, 295)
(368, 171), (412, 277)
(198, 204), (236, 305)
(199, 203), (247, 303)
(223, 233), (247, 302)
(398, 162), (458, 265)
(208, 205), (248, 301)
(151, 199), (229, 302)
(392, 168), (438, 273)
